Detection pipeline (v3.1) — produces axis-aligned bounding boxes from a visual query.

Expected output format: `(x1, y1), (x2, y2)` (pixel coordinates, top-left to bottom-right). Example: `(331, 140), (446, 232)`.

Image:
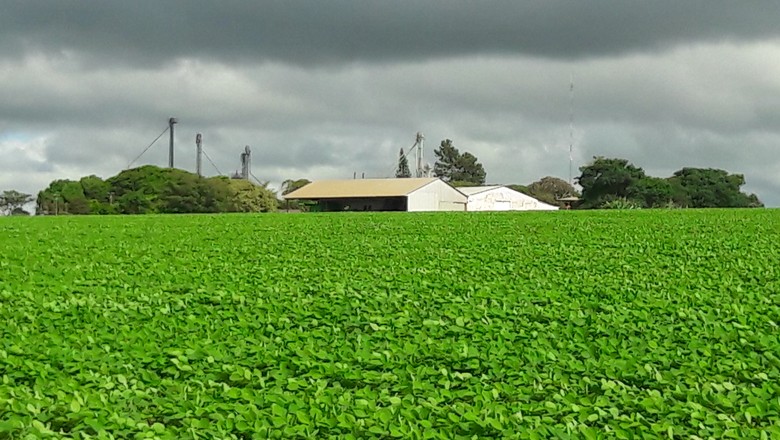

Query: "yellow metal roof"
(284, 178), (439, 199)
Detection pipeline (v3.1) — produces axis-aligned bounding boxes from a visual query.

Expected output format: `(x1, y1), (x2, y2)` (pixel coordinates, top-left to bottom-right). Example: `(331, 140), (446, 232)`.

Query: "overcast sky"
(2, 1), (779, 206)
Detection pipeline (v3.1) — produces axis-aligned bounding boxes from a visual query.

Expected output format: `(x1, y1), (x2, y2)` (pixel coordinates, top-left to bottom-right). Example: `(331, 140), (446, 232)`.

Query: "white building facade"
(459, 186), (559, 211)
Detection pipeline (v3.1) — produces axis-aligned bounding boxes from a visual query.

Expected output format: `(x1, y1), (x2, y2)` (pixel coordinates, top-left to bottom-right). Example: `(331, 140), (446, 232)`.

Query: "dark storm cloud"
(2, 1), (780, 66)
(2, 2), (780, 208)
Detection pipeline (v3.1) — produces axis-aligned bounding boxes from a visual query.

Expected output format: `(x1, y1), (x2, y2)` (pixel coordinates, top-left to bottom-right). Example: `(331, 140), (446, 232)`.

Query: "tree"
(395, 148), (411, 178)
(433, 139), (486, 185)
(628, 177), (673, 208)
(0, 190), (33, 215)
(68, 197), (92, 215)
(668, 168), (762, 208)
(575, 158), (763, 209)
(577, 157), (646, 208)
(117, 191), (152, 214)
(456, 152), (486, 185)
(224, 179), (278, 212)
(281, 179), (311, 196)
(36, 165), (281, 215)
(433, 139), (460, 181)
(449, 180), (481, 188)
(506, 184), (529, 195)
(79, 175), (110, 202)
(525, 177), (579, 206)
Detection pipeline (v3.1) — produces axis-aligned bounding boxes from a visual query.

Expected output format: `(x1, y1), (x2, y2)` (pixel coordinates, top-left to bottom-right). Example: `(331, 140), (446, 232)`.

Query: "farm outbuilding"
(283, 178), (467, 212)
(459, 186), (559, 211)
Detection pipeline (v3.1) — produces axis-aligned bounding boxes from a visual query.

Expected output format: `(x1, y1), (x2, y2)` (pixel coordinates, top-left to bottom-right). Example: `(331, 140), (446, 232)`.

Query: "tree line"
(32, 165), (278, 215)
(1, 144), (763, 216)
(393, 139), (762, 209)
(576, 157), (762, 209)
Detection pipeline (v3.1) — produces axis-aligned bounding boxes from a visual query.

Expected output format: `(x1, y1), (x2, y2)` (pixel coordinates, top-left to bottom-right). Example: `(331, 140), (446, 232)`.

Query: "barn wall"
(467, 188), (558, 211)
(407, 180), (467, 212)
(319, 197), (406, 212)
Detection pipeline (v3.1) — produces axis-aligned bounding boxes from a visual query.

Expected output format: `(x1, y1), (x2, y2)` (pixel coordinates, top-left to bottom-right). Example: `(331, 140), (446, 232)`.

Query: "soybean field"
(1, 210), (779, 438)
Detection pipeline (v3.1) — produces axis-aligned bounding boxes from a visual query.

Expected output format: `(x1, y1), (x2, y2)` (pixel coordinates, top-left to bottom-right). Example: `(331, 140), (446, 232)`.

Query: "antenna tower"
(568, 75), (574, 186)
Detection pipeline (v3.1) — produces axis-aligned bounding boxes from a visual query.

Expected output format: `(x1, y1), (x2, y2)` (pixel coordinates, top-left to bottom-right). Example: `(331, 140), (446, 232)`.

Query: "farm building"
(459, 186), (559, 211)
(283, 178), (467, 212)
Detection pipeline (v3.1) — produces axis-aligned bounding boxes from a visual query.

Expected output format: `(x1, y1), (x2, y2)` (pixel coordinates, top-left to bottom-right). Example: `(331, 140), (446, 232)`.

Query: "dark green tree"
(37, 165), (278, 215)
(525, 176), (579, 206)
(628, 177), (674, 208)
(668, 168), (762, 208)
(117, 191), (152, 214)
(456, 152), (486, 185)
(506, 184), (529, 195)
(37, 179), (90, 214)
(577, 157), (646, 208)
(80, 175), (110, 202)
(433, 139), (460, 181)
(395, 148), (412, 178)
(433, 139), (486, 185)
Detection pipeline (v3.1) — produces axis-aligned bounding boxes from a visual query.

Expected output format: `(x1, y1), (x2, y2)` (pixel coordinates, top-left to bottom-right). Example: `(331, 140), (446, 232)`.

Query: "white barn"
(284, 178), (466, 212)
(459, 186), (559, 211)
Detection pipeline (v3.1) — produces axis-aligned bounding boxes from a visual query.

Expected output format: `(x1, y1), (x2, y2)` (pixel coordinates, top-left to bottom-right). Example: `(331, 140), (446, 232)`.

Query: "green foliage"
(525, 176), (579, 206)
(506, 184), (528, 195)
(1, 210), (779, 438)
(79, 175), (110, 202)
(281, 178), (312, 196)
(578, 157), (646, 208)
(577, 158), (762, 209)
(669, 168), (763, 208)
(395, 148), (412, 178)
(433, 139), (486, 184)
(224, 178), (278, 213)
(627, 177), (674, 208)
(448, 180), (480, 188)
(600, 197), (642, 209)
(36, 166), (277, 215)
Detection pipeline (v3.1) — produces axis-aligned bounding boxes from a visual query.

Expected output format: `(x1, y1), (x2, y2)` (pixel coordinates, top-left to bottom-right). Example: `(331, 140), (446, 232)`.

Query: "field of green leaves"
(1, 210), (779, 439)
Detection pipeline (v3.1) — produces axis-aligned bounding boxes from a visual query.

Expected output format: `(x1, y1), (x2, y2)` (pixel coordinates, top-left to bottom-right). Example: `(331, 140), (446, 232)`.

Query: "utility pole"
(195, 133), (203, 177)
(415, 132), (424, 177)
(168, 117), (178, 168)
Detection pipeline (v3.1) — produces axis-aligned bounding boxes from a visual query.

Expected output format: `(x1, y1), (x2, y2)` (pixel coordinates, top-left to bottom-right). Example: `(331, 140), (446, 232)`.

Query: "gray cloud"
(1, 3), (779, 208)
(2, 1), (780, 66)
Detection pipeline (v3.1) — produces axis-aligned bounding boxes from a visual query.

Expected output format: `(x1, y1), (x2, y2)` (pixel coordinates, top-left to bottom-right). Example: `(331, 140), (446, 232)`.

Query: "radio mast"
(568, 74), (574, 186)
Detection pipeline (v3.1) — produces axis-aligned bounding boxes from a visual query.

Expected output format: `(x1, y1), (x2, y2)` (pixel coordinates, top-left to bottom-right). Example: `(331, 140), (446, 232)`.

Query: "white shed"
(459, 186), (559, 211)
(284, 178), (466, 212)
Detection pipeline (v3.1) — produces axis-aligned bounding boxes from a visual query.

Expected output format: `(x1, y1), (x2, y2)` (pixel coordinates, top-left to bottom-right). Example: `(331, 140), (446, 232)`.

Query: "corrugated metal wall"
(466, 187), (558, 211)
(407, 180), (467, 212)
